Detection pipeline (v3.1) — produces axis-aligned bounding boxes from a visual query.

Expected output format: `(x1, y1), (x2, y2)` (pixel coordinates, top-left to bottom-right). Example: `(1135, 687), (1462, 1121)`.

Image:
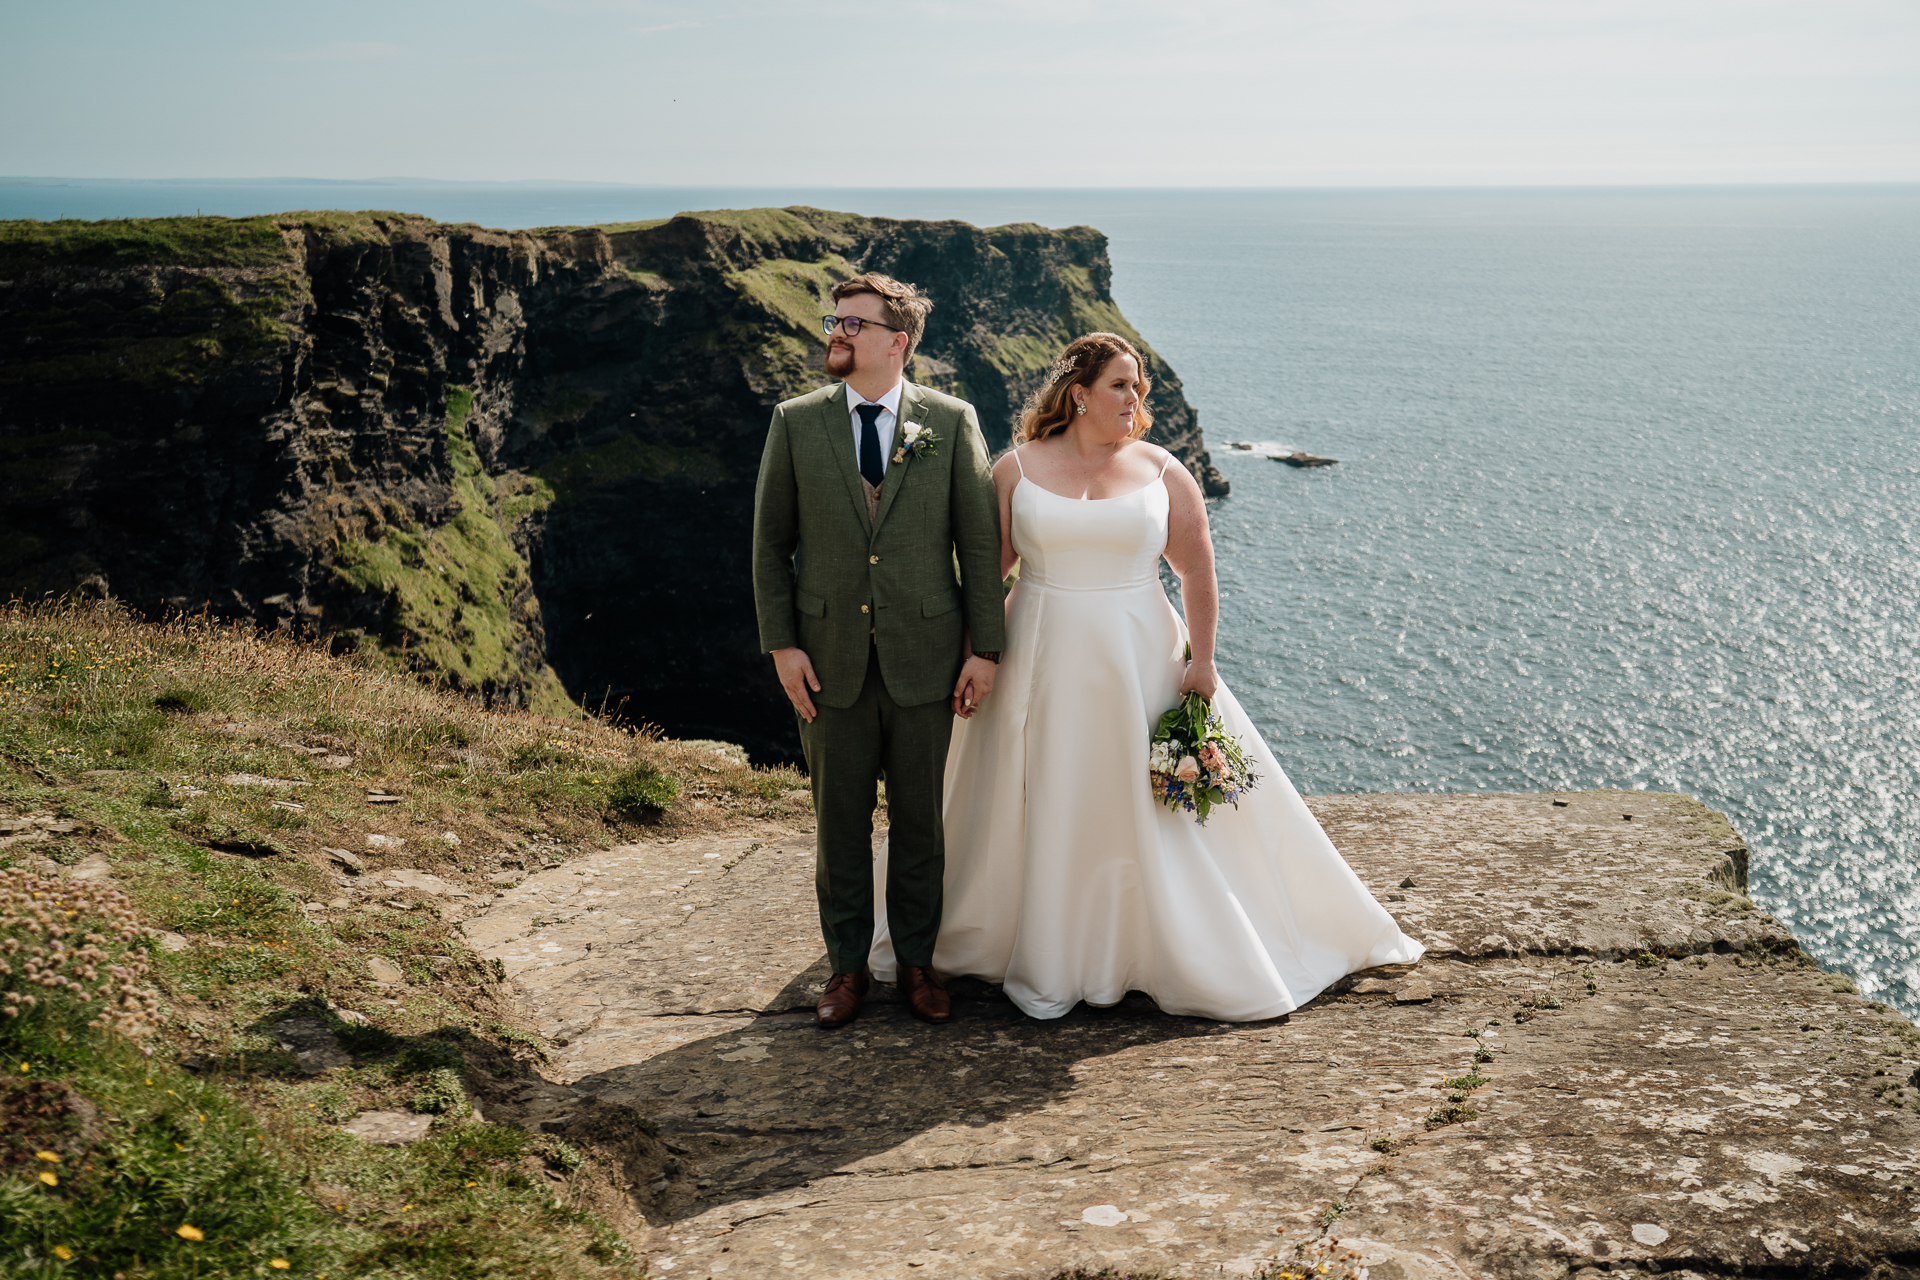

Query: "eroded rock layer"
(0, 210), (1224, 756)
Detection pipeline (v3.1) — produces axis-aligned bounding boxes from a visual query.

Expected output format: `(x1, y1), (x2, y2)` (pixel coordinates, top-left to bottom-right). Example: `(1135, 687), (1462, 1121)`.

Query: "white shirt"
(846, 380), (902, 479)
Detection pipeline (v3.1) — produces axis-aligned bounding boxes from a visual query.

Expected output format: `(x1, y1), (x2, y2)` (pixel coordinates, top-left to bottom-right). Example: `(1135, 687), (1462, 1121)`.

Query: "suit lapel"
(871, 381), (925, 537)
(816, 383), (870, 527)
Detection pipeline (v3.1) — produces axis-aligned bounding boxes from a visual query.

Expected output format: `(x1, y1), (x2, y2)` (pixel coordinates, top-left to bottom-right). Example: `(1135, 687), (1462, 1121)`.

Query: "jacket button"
(860, 604), (870, 614)
(869, 555), (879, 564)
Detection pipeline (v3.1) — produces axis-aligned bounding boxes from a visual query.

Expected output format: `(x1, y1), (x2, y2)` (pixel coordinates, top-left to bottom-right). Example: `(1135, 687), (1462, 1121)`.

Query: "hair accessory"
(1045, 352), (1081, 387)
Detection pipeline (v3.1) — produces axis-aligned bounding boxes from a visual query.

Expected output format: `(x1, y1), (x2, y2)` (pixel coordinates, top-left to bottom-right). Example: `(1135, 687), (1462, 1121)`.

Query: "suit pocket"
(795, 590), (826, 618)
(921, 589), (961, 619)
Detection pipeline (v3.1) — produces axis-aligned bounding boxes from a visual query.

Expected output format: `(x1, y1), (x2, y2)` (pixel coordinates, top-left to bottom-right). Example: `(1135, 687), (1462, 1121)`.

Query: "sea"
(6, 179), (1918, 1016)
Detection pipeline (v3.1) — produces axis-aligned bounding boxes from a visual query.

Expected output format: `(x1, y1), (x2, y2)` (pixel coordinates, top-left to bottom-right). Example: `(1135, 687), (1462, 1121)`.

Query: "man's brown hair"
(830, 273), (934, 364)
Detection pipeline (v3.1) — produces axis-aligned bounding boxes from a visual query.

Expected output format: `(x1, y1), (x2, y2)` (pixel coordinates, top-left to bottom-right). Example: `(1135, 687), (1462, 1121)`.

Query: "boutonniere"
(892, 420), (938, 465)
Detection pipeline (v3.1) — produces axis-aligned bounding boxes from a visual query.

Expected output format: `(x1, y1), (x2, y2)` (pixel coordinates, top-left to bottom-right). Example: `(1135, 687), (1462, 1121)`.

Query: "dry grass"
(0, 599), (810, 1278)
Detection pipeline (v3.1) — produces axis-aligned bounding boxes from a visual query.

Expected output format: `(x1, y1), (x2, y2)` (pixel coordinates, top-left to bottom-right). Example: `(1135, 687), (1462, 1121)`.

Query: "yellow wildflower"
(270, 1260), (291, 1270)
(176, 1224), (204, 1241)
(53, 1246), (74, 1260)
(36, 1151), (59, 1163)
(38, 1171), (57, 1186)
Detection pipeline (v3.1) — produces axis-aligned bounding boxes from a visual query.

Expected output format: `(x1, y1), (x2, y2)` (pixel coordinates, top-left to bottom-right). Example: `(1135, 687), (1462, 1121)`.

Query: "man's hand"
(772, 647), (821, 722)
(952, 655), (997, 718)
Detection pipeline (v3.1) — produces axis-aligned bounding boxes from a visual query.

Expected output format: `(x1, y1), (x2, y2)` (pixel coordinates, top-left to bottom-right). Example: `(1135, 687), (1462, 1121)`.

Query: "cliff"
(0, 209), (1227, 758)
(468, 791), (1920, 1278)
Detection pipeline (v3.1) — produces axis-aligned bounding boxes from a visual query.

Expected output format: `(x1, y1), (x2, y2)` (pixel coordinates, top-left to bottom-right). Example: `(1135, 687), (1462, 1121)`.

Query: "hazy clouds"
(5, 0), (1916, 184)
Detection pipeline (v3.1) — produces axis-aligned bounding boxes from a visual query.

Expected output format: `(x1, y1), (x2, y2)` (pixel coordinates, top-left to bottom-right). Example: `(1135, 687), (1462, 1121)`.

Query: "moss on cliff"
(331, 386), (569, 714)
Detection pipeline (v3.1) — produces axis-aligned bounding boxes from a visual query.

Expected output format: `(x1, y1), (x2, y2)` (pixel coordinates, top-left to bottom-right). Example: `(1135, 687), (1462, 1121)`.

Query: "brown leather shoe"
(816, 969), (869, 1028)
(898, 965), (951, 1023)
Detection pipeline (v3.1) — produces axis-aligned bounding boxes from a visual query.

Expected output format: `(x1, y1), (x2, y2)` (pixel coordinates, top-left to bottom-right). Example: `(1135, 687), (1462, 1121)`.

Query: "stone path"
(461, 792), (1920, 1278)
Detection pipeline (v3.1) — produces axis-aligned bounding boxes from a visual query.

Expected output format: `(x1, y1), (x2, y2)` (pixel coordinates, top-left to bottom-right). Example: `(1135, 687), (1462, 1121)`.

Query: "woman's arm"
(991, 451), (1022, 579)
(1160, 454), (1220, 699)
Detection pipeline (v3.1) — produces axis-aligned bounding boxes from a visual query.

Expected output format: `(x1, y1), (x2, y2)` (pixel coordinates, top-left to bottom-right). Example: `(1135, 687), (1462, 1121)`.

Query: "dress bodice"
(1011, 475), (1171, 591)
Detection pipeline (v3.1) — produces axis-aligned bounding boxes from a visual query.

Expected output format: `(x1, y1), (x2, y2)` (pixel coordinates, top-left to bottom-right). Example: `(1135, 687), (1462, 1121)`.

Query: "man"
(751, 272), (1004, 1027)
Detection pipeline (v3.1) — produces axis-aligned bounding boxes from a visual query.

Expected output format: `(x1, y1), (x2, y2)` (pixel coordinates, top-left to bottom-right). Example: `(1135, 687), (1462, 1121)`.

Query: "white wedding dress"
(870, 451), (1423, 1021)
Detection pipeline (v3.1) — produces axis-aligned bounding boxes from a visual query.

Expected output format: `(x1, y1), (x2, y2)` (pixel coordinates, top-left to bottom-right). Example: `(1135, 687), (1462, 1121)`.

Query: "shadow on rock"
(564, 957), (1287, 1227)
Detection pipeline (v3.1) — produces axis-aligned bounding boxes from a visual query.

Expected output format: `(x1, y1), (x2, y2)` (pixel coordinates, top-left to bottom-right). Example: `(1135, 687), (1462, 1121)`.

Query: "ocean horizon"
(6, 180), (1918, 1018)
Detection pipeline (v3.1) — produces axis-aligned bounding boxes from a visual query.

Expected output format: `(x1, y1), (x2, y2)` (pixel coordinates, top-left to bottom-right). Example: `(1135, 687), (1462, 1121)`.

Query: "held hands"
(1178, 656), (1219, 702)
(772, 647), (821, 722)
(952, 655), (998, 719)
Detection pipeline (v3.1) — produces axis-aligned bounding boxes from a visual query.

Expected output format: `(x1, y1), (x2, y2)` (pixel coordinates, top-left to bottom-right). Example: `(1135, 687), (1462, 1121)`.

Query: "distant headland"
(0, 208), (1228, 760)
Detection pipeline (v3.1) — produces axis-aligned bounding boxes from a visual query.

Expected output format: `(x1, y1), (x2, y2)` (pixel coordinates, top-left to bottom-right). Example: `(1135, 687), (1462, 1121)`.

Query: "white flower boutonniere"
(892, 421), (939, 465)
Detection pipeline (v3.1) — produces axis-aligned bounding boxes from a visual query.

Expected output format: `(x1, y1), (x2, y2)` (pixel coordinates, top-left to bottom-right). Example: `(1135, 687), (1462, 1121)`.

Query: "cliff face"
(0, 208), (1227, 759)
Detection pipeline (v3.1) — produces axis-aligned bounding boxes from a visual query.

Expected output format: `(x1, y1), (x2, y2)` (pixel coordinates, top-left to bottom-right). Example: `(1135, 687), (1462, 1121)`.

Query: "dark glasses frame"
(822, 314), (905, 337)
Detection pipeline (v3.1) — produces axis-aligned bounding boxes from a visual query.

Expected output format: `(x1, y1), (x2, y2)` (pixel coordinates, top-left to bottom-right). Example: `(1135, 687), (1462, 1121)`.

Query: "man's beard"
(824, 343), (855, 378)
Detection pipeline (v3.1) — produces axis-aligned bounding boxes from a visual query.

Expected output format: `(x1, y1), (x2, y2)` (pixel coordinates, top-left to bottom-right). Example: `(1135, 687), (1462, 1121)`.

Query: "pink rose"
(1174, 756), (1200, 782)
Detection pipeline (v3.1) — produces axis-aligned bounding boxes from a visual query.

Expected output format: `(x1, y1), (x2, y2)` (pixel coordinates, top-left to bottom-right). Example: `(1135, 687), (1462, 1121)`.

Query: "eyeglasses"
(821, 314), (904, 337)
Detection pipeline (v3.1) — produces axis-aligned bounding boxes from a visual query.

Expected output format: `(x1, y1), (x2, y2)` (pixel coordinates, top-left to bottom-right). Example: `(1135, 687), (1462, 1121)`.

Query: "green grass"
(0, 1027), (643, 1279)
(328, 385), (571, 711)
(0, 215), (292, 278)
(605, 765), (677, 821)
(0, 600), (813, 1277)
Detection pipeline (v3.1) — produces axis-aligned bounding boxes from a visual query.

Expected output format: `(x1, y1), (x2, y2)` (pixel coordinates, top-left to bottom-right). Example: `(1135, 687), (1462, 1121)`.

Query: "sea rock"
(1277, 451), (1338, 467)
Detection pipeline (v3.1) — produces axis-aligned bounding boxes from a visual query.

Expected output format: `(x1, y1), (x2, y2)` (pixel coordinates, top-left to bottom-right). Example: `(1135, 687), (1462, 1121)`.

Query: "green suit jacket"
(753, 380), (1006, 709)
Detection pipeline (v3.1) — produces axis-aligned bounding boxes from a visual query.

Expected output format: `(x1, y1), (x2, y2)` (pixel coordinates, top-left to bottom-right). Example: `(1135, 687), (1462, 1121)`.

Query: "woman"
(872, 333), (1422, 1020)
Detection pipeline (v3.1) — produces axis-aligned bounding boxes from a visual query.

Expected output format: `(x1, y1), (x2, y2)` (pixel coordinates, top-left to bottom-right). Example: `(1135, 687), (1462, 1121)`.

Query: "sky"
(5, 0), (1918, 186)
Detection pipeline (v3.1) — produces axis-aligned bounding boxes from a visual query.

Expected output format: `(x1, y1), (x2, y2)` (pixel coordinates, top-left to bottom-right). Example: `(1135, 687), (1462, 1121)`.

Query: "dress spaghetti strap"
(1012, 447), (1027, 478)
(1157, 452), (1175, 477)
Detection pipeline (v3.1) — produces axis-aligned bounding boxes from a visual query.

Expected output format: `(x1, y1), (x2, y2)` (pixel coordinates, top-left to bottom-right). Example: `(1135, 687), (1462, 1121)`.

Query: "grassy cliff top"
(0, 206), (1111, 277)
(0, 599), (805, 1276)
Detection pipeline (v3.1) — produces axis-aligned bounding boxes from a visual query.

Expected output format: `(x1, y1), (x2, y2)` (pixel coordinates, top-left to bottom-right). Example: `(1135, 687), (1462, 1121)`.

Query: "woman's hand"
(1178, 656), (1219, 701)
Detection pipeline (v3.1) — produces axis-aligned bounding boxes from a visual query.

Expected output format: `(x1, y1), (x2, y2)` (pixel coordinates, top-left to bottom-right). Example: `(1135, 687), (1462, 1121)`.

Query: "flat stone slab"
(1308, 791), (1787, 959)
(379, 869), (468, 898)
(341, 1110), (433, 1145)
(461, 793), (1920, 1277)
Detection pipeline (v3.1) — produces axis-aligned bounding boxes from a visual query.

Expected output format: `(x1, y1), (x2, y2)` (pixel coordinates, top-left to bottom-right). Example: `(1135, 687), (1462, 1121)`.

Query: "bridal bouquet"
(1149, 691), (1259, 824)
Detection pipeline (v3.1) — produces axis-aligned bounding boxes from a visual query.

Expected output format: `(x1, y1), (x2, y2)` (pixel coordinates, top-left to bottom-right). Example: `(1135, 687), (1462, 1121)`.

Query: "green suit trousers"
(799, 644), (952, 974)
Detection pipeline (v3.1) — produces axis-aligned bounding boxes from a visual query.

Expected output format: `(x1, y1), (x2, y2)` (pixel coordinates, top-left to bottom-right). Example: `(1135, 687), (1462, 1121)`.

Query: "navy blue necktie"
(857, 402), (886, 488)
